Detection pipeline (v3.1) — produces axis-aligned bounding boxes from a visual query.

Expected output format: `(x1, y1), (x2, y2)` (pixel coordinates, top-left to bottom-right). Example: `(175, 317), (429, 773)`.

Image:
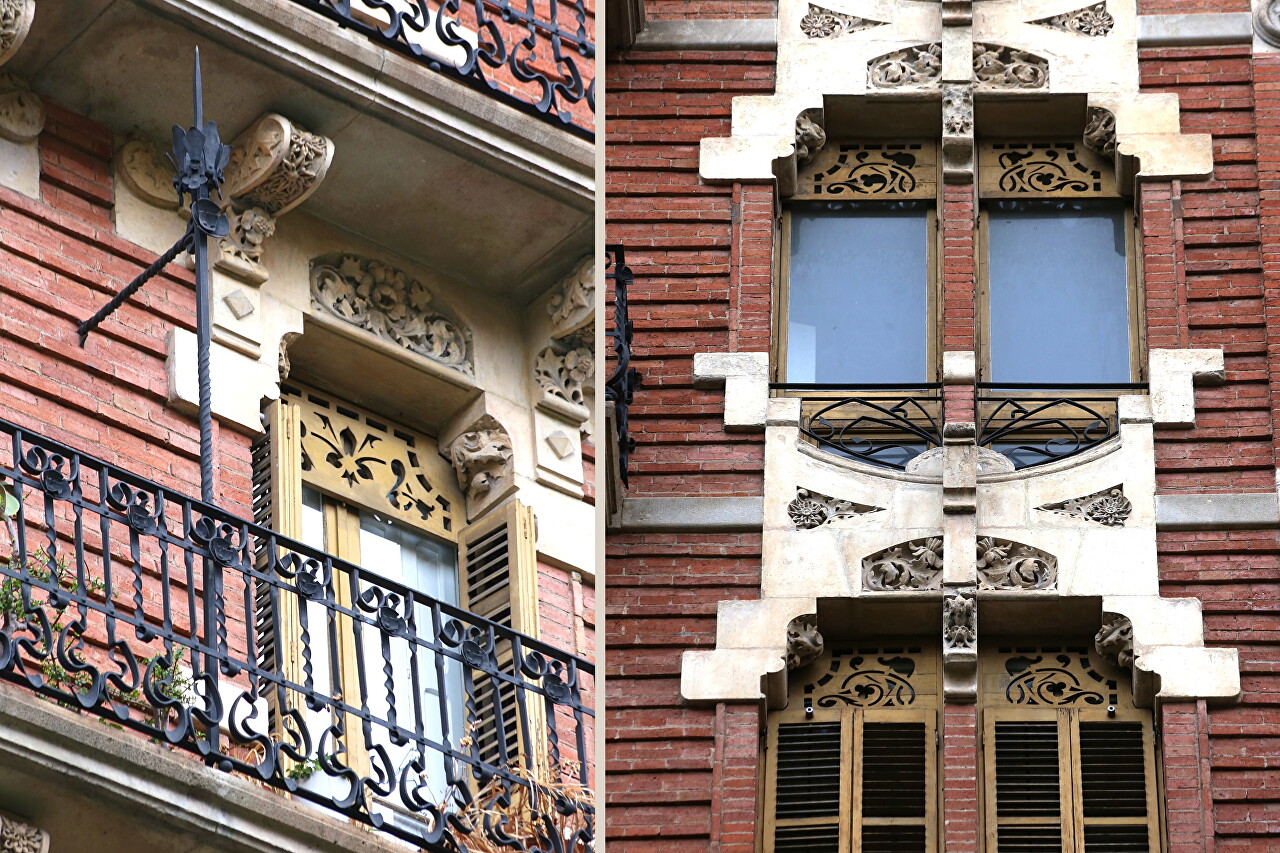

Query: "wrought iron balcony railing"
(288, 0), (595, 137)
(605, 246), (640, 487)
(0, 417), (593, 851)
(776, 383), (1147, 472)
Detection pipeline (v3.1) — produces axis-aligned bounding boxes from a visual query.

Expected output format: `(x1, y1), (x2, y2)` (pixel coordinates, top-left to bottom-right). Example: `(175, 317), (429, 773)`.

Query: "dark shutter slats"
(995, 720), (1061, 818)
(862, 824), (927, 853)
(775, 721), (842, 819)
(997, 825), (1063, 853)
(774, 824), (840, 853)
(861, 721), (927, 818)
(1079, 722), (1148, 818)
(1083, 825), (1149, 852)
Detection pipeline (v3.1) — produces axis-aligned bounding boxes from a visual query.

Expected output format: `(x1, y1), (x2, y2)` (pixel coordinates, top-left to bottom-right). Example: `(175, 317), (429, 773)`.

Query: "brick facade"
(607, 25), (1280, 853)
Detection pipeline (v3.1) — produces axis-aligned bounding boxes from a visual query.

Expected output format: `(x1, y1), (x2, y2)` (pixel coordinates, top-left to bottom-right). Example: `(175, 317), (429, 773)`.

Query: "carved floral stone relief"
(0, 814), (47, 853)
(972, 44), (1049, 89)
(799, 3), (885, 39)
(943, 86), (973, 136)
(1083, 106), (1118, 158)
(1030, 2), (1114, 36)
(0, 0), (34, 69)
(863, 537), (944, 590)
(310, 254), (473, 373)
(0, 71), (43, 143)
(1037, 485), (1131, 527)
(547, 255), (595, 339)
(868, 43), (942, 89)
(976, 537), (1058, 590)
(786, 615), (824, 670)
(224, 114), (334, 217)
(534, 340), (594, 409)
(795, 113), (827, 167)
(787, 487), (882, 529)
(116, 138), (180, 208)
(535, 256), (597, 418)
(944, 588), (977, 651)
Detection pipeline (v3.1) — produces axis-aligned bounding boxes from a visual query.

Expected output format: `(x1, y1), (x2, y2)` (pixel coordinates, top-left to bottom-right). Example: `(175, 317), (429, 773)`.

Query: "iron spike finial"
(193, 47), (203, 129)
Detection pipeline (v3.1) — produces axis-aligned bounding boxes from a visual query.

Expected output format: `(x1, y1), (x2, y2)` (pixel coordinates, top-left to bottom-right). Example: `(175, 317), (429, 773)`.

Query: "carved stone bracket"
(0, 0), (34, 69)
(972, 44), (1049, 89)
(943, 586), (978, 702)
(1030, 2), (1114, 36)
(795, 112), (827, 167)
(788, 487), (882, 529)
(863, 537), (944, 590)
(116, 138), (180, 208)
(800, 3), (885, 39)
(547, 255), (595, 339)
(0, 813), (49, 853)
(942, 84), (974, 184)
(786, 614), (824, 670)
(868, 43), (942, 89)
(1095, 612), (1135, 668)
(1037, 485), (1131, 527)
(446, 414), (515, 519)
(1083, 106), (1118, 158)
(0, 71), (43, 143)
(976, 537), (1058, 590)
(310, 253), (473, 373)
(536, 256), (596, 425)
(534, 339), (594, 410)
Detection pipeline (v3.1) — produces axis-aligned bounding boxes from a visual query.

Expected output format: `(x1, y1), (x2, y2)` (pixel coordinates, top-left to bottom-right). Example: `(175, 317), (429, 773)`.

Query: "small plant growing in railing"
(285, 756), (324, 782)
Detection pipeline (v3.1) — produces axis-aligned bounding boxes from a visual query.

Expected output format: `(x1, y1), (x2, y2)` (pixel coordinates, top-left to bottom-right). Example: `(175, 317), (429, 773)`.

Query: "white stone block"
(693, 351), (770, 431)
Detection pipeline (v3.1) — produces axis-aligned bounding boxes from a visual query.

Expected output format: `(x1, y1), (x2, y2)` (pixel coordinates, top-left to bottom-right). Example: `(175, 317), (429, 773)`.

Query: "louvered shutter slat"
(775, 722), (842, 820)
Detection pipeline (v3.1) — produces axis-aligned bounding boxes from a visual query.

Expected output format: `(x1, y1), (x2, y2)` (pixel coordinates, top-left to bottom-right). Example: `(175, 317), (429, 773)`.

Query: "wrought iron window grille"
(976, 383), (1146, 470)
(605, 246), (640, 487)
(0, 417), (593, 851)
(287, 0), (595, 138)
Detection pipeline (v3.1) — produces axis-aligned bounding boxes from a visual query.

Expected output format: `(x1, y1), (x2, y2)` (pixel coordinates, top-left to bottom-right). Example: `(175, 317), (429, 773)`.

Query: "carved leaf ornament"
(972, 43), (1049, 89)
(863, 537), (944, 590)
(1031, 2), (1115, 36)
(868, 43), (942, 88)
(800, 3), (885, 38)
(787, 487), (882, 528)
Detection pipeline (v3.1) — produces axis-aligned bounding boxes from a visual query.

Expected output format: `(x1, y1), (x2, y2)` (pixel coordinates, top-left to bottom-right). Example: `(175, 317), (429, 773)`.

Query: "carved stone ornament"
(795, 113), (827, 167)
(0, 71), (43, 143)
(972, 43), (1049, 89)
(799, 3), (884, 38)
(976, 537), (1058, 590)
(1256, 0), (1280, 49)
(944, 588), (977, 651)
(785, 615), (824, 670)
(863, 537), (944, 591)
(0, 0), (34, 69)
(0, 814), (49, 853)
(535, 339), (594, 409)
(943, 85), (973, 136)
(868, 43), (942, 89)
(787, 487), (882, 529)
(310, 254), (473, 373)
(547, 255), (595, 339)
(447, 415), (515, 509)
(1083, 106), (1118, 158)
(116, 138), (180, 208)
(224, 114), (334, 217)
(1037, 485), (1131, 527)
(1032, 2), (1115, 36)
(1095, 613), (1135, 668)
(217, 206), (276, 282)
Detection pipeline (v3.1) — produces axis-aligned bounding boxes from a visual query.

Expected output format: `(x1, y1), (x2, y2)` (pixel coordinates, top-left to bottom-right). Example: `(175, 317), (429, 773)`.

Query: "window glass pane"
(987, 199), (1130, 383)
(788, 202), (929, 383)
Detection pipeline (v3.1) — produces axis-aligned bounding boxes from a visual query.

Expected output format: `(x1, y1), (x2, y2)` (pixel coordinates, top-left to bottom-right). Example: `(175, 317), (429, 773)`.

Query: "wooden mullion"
(845, 706), (859, 853)
(1062, 709), (1082, 853)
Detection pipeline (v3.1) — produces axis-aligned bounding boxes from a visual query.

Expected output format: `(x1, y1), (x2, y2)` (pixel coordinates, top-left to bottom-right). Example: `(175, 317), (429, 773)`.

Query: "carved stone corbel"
(447, 415), (516, 520)
(0, 1), (35, 69)
(795, 112), (827, 167)
(1083, 106), (1118, 158)
(0, 813), (49, 853)
(534, 340), (594, 413)
(942, 84), (974, 184)
(547, 255), (594, 340)
(943, 586), (978, 702)
(785, 614), (824, 670)
(0, 71), (43, 143)
(535, 256), (596, 423)
(217, 113), (335, 283)
(1258, 0), (1280, 49)
(1095, 613), (1134, 668)
(116, 138), (180, 208)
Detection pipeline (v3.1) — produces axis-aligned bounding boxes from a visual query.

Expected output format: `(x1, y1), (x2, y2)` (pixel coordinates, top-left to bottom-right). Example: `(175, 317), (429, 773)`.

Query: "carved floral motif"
(787, 487), (882, 529)
(795, 114), (827, 166)
(1083, 106), (1118, 158)
(0, 815), (46, 853)
(448, 416), (515, 509)
(311, 254), (472, 373)
(1032, 2), (1114, 36)
(863, 537), (943, 590)
(786, 615), (824, 670)
(534, 341), (594, 408)
(944, 588), (977, 650)
(799, 3), (884, 38)
(0, 0), (34, 68)
(547, 255), (595, 339)
(1037, 485), (1131, 527)
(220, 206), (276, 273)
(972, 43), (1049, 89)
(0, 72), (43, 143)
(868, 43), (942, 89)
(943, 85), (973, 136)
(977, 537), (1057, 589)
(224, 114), (334, 217)
(1095, 613), (1134, 668)
(117, 138), (179, 208)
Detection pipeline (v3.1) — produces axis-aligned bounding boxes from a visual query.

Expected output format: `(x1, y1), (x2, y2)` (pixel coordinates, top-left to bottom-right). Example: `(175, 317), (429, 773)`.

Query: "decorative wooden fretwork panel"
(982, 645), (1125, 709)
(794, 645), (939, 710)
(795, 141), (939, 201)
(978, 141), (1116, 198)
(281, 383), (460, 540)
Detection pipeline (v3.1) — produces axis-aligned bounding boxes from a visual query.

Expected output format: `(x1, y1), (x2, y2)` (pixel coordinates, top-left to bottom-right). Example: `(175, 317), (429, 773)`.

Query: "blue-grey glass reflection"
(788, 201), (929, 383)
(987, 199), (1130, 383)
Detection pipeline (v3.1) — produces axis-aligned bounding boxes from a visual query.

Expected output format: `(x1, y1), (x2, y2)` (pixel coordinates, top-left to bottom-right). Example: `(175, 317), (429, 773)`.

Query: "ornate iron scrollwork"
(792, 390), (944, 471)
(976, 388), (1133, 469)
(606, 246), (642, 487)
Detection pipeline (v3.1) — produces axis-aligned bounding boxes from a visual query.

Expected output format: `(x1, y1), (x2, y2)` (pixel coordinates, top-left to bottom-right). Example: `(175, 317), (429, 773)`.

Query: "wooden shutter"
(457, 501), (541, 773)
(1073, 712), (1159, 853)
(765, 707), (936, 853)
